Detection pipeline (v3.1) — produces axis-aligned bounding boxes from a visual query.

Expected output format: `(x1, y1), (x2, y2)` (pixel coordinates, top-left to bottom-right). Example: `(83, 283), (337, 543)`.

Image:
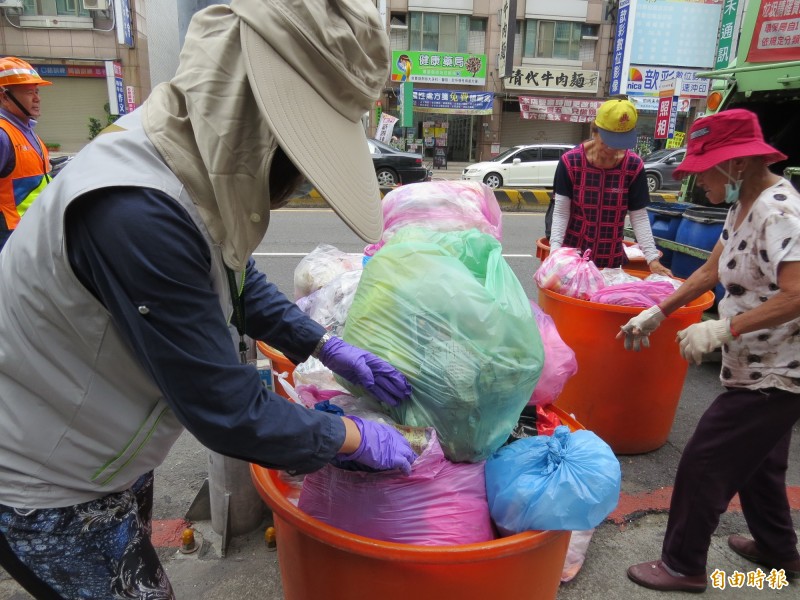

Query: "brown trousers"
(661, 386), (800, 576)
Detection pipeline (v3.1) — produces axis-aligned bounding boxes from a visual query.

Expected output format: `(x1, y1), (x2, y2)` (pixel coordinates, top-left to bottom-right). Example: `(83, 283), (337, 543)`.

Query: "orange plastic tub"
(255, 341), (295, 400)
(538, 284), (714, 454)
(535, 236), (660, 266)
(250, 405), (580, 600)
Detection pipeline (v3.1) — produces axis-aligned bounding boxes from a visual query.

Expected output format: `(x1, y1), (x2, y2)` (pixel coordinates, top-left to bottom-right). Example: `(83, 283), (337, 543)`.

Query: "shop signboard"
(412, 89), (494, 115)
(390, 51), (487, 86)
(504, 67), (599, 94)
(715, 0), (740, 69)
(33, 65), (106, 78)
(518, 96), (604, 123)
(746, 0), (800, 63)
(654, 78), (680, 140)
(666, 131), (686, 148)
(610, 0), (637, 95)
(125, 85), (136, 113)
(105, 61), (126, 117)
(376, 113), (398, 145)
(630, 0), (722, 69)
(627, 66), (710, 98)
(114, 0), (134, 48)
(632, 96), (690, 113)
(497, 0), (518, 79)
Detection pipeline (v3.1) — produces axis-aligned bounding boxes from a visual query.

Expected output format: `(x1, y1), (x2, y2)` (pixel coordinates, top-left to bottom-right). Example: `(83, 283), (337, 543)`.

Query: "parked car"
(642, 147), (686, 192)
(369, 138), (430, 186)
(461, 144), (574, 189)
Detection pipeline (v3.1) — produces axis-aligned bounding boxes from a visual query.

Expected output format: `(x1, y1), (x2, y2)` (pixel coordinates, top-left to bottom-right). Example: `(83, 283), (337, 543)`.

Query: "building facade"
(376, 0), (722, 163)
(377, 0), (616, 163)
(0, 0), (150, 153)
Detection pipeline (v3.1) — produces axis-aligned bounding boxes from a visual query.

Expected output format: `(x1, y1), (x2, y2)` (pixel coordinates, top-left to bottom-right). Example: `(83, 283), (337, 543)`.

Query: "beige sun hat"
(232, 0), (390, 243)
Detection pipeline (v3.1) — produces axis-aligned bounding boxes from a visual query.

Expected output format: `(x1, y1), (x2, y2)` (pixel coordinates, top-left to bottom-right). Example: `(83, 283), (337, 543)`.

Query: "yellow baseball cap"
(595, 99), (638, 149)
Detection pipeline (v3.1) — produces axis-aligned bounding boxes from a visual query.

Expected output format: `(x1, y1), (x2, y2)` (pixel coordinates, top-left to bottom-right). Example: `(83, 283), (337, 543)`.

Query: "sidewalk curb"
(287, 188), (679, 212)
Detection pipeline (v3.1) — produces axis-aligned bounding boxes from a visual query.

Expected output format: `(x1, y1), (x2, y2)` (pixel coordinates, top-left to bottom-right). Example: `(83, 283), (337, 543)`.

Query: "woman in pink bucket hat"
(619, 108), (800, 592)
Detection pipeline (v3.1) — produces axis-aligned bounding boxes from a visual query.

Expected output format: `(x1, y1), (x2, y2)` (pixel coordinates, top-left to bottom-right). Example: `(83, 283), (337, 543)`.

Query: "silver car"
(642, 148), (686, 193)
(461, 144), (574, 189)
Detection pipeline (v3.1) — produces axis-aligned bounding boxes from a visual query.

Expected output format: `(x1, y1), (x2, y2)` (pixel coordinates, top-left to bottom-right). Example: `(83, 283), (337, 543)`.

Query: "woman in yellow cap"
(0, 56), (53, 251)
(549, 98), (671, 275)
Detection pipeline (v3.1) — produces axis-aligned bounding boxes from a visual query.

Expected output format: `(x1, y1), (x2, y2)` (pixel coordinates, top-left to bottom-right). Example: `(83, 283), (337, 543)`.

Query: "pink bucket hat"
(673, 109), (786, 180)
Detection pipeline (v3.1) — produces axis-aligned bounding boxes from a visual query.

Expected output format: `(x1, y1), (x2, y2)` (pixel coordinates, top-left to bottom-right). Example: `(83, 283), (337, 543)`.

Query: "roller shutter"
(37, 78), (110, 153)
(499, 110), (585, 150)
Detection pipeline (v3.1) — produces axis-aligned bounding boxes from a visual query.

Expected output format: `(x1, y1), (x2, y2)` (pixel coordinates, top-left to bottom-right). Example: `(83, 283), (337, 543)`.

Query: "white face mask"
(714, 164), (742, 204)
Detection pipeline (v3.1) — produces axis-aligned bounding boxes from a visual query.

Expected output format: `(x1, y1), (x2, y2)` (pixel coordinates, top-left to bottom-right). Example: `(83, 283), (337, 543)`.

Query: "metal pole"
(186, 335), (266, 554)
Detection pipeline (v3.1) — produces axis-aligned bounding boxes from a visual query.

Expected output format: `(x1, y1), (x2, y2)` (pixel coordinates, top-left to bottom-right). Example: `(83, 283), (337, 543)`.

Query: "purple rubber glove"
(318, 336), (412, 406)
(337, 416), (417, 475)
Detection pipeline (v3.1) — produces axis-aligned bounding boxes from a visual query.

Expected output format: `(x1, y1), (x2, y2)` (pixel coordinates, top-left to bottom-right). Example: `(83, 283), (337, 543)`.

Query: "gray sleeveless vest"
(0, 110), (235, 508)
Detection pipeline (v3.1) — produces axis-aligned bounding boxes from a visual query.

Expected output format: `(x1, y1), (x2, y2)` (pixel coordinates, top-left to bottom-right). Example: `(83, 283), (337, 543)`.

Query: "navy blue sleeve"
(64, 187), (344, 473)
(239, 258), (325, 364)
(628, 167), (651, 211)
(553, 157), (573, 198)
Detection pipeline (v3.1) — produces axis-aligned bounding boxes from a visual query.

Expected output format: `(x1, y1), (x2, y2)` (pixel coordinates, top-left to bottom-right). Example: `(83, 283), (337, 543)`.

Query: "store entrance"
(413, 114), (478, 162)
(446, 115), (477, 162)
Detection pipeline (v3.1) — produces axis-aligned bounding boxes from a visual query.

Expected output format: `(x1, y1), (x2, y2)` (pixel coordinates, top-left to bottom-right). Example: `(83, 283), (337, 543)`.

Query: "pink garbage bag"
(589, 280), (675, 307)
(534, 248), (605, 301)
(528, 301), (578, 406)
(298, 428), (494, 546)
(364, 180), (503, 256)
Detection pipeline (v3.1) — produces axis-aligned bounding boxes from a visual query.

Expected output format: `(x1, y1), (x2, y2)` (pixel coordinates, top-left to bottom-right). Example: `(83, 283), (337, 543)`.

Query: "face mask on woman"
(714, 163), (743, 204)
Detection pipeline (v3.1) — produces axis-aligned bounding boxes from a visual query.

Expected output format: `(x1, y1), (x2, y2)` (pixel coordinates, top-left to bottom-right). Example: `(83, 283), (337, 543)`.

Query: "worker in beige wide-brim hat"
(0, 2), (417, 596)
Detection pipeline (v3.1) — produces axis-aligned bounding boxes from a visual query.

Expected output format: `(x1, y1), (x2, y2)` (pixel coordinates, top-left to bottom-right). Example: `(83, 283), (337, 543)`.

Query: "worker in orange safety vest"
(0, 56), (52, 251)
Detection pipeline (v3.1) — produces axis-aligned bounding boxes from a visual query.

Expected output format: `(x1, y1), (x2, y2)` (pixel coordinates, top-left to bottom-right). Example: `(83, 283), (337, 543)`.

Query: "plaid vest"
(562, 145), (643, 268)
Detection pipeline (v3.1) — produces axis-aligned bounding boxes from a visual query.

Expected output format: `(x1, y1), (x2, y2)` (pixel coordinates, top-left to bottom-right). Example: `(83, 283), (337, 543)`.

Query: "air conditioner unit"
(0, 0), (24, 9)
(82, 0), (109, 10)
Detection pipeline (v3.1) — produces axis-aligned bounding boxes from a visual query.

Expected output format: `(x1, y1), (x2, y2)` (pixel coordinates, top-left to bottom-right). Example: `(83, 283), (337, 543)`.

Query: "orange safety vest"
(0, 118), (49, 234)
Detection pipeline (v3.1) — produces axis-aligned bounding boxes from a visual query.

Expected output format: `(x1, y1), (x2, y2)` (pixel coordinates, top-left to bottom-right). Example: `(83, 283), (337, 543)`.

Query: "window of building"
(523, 20), (582, 61)
(22, 0), (90, 17)
(56, 0), (90, 16)
(409, 12), (485, 54)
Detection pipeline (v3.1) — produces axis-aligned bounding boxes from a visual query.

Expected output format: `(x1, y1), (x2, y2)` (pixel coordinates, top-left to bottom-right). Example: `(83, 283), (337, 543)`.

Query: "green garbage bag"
(343, 228), (544, 462)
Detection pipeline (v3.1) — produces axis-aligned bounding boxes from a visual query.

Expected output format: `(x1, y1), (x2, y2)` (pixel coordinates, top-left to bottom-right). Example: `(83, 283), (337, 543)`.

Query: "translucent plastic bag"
(295, 269), (362, 337)
(528, 301), (578, 406)
(600, 267), (640, 286)
(293, 243), (362, 300)
(485, 426), (621, 533)
(363, 180), (503, 257)
(298, 428), (494, 545)
(343, 227), (544, 462)
(562, 529), (595, 582)
(534, 248), (605, 301)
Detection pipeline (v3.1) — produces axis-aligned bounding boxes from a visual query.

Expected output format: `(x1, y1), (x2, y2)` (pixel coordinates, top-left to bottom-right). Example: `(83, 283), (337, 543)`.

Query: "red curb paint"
(609, 486), (800, 525)
(152, 518), (191, 548)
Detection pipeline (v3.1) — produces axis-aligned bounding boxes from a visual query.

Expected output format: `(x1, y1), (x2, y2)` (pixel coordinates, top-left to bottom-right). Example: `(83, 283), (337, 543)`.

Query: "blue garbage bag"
(485, 425), (621, 533)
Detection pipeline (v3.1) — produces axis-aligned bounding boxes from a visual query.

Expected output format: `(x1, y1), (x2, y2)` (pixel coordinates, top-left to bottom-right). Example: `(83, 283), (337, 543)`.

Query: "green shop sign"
(391, 51), (487, 86)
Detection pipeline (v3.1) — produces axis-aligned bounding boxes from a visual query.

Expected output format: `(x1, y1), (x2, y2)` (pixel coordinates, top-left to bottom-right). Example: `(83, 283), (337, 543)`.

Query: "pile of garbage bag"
(278, 181), (621, 581)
